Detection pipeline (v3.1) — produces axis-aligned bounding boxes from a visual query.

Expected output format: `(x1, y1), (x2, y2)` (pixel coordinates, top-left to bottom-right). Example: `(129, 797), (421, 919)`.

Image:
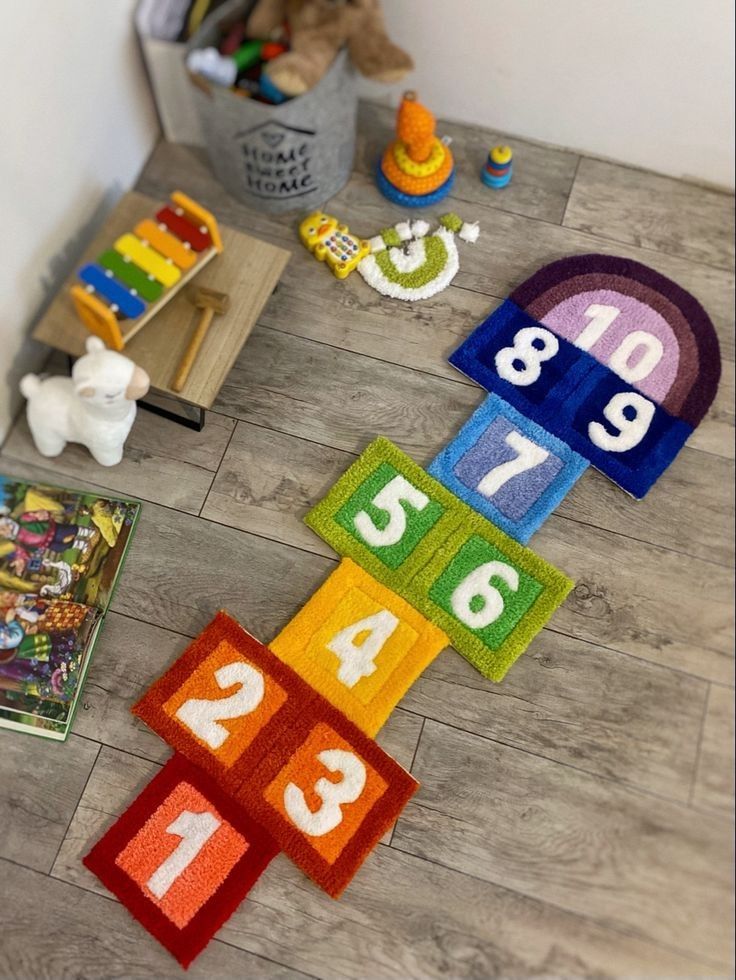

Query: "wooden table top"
(32, 190), (291, 409)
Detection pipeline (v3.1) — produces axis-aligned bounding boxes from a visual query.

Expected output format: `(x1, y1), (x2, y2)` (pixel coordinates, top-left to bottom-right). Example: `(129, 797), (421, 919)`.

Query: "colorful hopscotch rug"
(449, 254), (721, 498)
(270, 557), (448, 736)
(83, 752), (279, 968)
(428, 394), (589, 543)
(130, 612), (418, 898)
(304, 437), (573, 682)
(358, 214), (480, 302)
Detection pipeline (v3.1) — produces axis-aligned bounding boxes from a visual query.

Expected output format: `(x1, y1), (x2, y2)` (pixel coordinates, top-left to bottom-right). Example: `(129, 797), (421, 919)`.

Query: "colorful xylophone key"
(70, 190), (222, 351)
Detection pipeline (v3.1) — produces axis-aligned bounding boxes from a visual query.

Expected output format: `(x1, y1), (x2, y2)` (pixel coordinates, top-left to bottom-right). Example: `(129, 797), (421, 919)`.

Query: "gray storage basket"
(186, 0), (358, 213)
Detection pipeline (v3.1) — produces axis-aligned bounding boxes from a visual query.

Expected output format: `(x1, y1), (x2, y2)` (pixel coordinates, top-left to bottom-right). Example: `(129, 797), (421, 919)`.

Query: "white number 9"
(451, 560), (519, 630)
(588, 392), (655, 453)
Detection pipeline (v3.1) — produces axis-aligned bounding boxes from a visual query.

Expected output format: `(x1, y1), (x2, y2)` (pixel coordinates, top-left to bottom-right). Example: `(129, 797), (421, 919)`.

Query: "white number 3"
(284, 750), (367, 837)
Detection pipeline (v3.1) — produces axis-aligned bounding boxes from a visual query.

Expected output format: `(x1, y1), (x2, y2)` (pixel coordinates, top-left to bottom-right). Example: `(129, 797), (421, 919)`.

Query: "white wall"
(366, 0), (734, 189)
(0, 0), (159, 442)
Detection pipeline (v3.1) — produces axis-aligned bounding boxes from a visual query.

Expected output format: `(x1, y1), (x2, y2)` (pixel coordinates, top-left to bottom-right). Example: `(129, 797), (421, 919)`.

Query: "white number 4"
(326, 610), (399, 688)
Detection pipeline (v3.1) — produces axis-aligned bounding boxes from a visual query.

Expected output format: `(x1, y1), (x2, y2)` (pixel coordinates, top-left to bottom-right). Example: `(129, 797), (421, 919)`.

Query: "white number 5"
(354, 475), (429, 547)
(284, 750), (366, 837)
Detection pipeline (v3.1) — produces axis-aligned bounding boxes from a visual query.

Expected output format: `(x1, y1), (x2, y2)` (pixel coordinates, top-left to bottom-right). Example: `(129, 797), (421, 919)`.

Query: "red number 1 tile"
(83, 754), (278, 968)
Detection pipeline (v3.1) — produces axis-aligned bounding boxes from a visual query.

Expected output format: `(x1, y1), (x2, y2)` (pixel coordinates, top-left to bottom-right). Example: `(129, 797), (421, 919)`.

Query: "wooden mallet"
(172, 286), (230, 393)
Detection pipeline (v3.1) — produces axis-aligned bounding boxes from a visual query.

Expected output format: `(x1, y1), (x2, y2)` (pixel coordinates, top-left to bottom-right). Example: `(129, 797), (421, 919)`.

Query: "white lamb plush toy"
(20, 336), (151, 467)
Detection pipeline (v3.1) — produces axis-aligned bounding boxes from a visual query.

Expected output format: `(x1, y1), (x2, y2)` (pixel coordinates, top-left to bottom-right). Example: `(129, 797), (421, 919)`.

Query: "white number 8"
(495, 327), (559, 387)
(284, 749), (367, 837)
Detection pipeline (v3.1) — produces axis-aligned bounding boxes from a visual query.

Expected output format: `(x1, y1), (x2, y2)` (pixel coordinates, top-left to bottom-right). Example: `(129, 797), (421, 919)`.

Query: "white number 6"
(451, 561), (519, 629)
(284, 749), (367, 837)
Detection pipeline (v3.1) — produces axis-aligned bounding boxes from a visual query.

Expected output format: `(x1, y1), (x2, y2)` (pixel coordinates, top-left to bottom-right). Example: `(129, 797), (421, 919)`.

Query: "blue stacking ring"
(481, 169), (512, 188)
(375, 162), (456, 208)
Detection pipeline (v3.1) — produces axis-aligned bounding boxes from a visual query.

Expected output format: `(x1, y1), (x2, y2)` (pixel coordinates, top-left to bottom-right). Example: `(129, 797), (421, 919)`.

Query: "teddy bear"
(246, 0), (413, 97)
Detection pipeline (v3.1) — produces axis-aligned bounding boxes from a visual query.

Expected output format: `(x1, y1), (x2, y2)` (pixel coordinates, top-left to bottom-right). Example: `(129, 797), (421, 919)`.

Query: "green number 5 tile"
(305, 438), (463, 593)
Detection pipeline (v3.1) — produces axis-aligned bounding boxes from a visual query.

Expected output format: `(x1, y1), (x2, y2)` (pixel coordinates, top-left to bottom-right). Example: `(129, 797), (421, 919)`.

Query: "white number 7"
(476, 430), (549, 499)
(354, 475), (429, 547)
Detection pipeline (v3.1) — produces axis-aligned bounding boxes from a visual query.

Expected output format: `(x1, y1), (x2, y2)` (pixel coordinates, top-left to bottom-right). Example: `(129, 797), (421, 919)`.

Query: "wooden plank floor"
(1, 102), (733, 979)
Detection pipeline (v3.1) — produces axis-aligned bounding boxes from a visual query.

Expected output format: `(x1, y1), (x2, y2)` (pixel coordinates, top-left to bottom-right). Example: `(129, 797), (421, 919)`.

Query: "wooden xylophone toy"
(70, 191), (223, 352)
(82, 253), (720, 967)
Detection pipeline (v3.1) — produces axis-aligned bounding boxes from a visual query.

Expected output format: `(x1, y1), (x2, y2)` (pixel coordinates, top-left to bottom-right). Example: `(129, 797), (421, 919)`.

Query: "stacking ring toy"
(381, 144), (454, 195)
(393, 138), (447, 177)
(375, 163), (456, 208)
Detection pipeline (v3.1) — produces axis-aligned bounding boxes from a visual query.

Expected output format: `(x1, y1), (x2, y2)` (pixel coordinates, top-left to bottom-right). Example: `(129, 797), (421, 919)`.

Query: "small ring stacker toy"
(70, 191), (223, 360)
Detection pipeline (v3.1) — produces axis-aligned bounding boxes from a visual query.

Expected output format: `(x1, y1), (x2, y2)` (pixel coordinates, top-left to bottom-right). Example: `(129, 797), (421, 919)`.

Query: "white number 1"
(476, 430), (549, 499)
(575, 304), (621, 350)
(146, 810), (220, 899)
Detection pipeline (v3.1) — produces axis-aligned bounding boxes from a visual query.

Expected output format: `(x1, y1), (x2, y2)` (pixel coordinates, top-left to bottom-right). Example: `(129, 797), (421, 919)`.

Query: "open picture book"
(0, 475), (140, 740)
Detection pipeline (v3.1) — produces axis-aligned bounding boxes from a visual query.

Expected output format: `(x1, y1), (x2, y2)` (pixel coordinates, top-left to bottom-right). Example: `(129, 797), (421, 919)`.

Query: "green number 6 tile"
(410, 514), (573, 681)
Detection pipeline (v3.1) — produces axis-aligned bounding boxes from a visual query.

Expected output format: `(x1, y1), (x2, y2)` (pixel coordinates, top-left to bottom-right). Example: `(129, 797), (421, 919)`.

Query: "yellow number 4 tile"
(269, 559), (447, 736)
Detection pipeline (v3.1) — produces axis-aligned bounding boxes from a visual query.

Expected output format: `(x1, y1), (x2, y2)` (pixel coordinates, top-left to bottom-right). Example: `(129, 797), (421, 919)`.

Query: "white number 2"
(326, 610), (399, 687)
(476, 430), (549, 499)
(495, 327), (559, 386)
(175, 661), (265, 749)
(588, 392), (655, 453)
(146, 810), (220, 899)
(354, 475), (429, 547)
(451, 561), (519, 629)
(284, 750), (366, 837)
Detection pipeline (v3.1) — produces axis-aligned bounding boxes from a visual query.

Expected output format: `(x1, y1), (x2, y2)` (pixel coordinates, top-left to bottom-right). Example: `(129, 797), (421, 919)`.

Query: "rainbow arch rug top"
(448, 254), (721, 498)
